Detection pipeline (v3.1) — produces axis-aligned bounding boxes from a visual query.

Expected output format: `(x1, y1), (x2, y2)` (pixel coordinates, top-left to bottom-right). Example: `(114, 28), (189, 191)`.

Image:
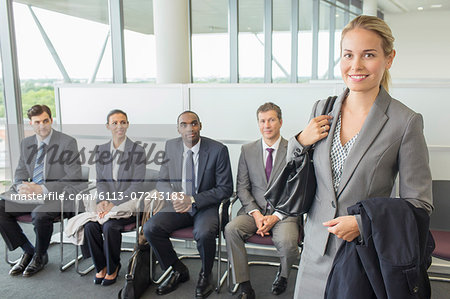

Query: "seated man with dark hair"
(0, 104), (81, 277)
(225, 102), (300, 298)
(144, 111), (233, 298)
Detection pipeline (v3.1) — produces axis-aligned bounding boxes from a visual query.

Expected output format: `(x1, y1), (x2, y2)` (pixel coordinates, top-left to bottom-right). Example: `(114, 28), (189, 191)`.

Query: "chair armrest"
(218, 197), (230, 218)
(74, 182), (97, 215)
(228, 192), (238, 222)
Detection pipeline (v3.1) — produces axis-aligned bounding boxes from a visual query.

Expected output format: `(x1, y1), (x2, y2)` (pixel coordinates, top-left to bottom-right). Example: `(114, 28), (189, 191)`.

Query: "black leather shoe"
(271, 269), (288, 295)
(156, 268), (190, 295)
(195, 272), (213, 298)
(9, 253), (33, 276)
(23, 252), (48, 277)
(237, 288), (255, 299)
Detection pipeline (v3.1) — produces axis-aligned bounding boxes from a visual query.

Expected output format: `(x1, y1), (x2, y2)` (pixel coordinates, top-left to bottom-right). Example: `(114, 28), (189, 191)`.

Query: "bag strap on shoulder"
(321, 95), (338, 115)
(310, 95), (337, 152)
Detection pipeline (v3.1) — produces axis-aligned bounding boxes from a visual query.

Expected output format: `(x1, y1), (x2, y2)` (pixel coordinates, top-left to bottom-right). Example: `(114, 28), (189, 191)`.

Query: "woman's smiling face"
(340, 28), (394, 94)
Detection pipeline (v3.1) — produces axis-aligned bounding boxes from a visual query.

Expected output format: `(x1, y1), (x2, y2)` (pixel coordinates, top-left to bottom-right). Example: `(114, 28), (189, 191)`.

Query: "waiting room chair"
(428, 180), (450, 282)
(225, 195), (303, 294)
(74, 168), (159, 276)
(5, 166), (90, 272)
(149, 197), (231, 293)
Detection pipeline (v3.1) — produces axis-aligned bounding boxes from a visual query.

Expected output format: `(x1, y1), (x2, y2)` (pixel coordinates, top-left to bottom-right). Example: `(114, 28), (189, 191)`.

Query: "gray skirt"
(293, 232), (343, 298)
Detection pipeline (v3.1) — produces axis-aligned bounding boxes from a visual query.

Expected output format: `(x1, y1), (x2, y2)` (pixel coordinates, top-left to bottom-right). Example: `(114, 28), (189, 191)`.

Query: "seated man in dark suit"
(225, 102), (300, 298)
(144, 111), (233, 298)
(0, 104), (81, 276)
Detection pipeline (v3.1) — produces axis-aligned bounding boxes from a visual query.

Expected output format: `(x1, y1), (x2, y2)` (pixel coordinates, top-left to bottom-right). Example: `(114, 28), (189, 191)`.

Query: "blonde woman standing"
(289, 15), (432, 298)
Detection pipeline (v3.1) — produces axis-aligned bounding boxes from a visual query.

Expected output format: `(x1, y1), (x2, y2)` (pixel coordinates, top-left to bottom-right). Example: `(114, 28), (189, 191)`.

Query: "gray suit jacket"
(13, 129), (82, 194)
(95, 137), (146, 204)
(237, 138), (288, 216)
(288, 86), (433, 255)
(156, 136), (233, 212)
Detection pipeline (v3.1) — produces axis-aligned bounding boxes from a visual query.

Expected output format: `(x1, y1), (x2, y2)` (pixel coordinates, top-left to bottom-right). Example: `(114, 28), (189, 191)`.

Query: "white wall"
(385, 11), (450, 80)
(56, 83), (450, 181)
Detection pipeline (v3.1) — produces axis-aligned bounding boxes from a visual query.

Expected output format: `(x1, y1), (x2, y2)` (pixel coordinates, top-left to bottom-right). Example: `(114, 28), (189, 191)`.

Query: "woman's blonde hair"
(341, 15), (395, 91)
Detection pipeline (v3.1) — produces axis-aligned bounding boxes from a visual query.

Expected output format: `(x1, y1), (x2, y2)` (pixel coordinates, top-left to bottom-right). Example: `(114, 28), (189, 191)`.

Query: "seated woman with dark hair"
(84, 109), (146, 286)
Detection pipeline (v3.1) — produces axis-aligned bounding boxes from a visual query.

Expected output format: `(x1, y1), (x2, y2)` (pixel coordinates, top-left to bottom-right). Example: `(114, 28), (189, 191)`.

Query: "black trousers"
(143, 207), (219, 276)
(84, 216), (136, 275)
(0, 199), (65, 255)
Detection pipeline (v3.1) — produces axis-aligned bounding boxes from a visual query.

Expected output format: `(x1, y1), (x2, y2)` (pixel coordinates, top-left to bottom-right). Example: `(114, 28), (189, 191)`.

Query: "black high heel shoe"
(101, 264), (121, 286)
(93, 276), (104, 285)
(94, 268), (106, 285)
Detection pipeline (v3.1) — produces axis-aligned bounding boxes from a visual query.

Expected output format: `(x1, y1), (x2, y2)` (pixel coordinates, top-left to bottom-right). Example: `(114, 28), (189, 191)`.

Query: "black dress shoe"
(271, 269), (288, 295)
(9, 252), (33, 276)
(101, 264), (121, 286)
(195, 272), (213, 298)
(156, 268), (190, 295)
(23, 252), (48, 277)
(237, 288), (255, 299)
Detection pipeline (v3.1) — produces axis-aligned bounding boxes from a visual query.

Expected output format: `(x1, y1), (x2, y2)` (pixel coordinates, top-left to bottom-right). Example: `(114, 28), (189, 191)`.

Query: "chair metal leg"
(218, 267), (228, 290)
(216, 232), (229, 292)
(59, 217), (83, 272)
(149, 251), (200, 284)
(428, 258), (450, 283)
(148, 200), (173, 285)
(75, 244), (95, 276)
(429, 275), (450, 282)
(216, 232), (222, 292)
(149, 247), (173, 284)
(5, 244), (19, 266)
(120, 212), (141, 252)
(227, 255), (238, 293)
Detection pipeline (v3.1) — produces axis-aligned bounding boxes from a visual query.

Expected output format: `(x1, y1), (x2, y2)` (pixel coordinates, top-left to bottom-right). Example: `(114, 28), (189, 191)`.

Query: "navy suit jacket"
(156, 136), (233, 212)
(95, 137), (146, 204)
(325, 198), (434, 299)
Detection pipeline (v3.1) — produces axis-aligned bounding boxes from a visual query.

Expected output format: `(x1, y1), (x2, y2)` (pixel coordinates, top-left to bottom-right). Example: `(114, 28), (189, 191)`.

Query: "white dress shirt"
(110, 138), (126, 181)
(262, 136), (281, 168)
(248, 136), (285, 220)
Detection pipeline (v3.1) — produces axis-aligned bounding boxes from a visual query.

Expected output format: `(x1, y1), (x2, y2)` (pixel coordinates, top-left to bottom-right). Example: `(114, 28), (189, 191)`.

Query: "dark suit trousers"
(0, 199), (63, 254)
(84, 216), (136, 274)
(143, 207), (219, 276)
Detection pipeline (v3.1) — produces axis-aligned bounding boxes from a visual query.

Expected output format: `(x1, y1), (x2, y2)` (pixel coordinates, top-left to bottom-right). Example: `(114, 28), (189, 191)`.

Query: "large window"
(123, 1), (156, 83)
(239, 0), (265, 83)
(0, 56), (6, 191)
(273, 0), (291, 83)
(298, 0), (313, 81)
(5, 0), (369, 102)
(333, 6), (347, 78)
(13, 2), (112, 117)
(191, 0), (229, 83)
(318, 1), (331, 79)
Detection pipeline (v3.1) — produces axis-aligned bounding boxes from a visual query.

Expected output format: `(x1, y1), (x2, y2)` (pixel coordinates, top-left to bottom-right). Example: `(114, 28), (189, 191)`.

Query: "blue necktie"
(185, 150), (195, 196)
(32, 143), (46, 185)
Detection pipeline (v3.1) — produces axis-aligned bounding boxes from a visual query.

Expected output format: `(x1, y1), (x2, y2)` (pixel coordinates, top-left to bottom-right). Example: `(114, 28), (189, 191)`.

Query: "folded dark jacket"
(325, 197), (434, 299)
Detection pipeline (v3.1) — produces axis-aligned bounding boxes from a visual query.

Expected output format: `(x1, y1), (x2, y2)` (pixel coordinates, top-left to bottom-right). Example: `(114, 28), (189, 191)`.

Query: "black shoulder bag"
(264, 96), (337, 217)
(118, 209), (155, 299)
(118, 243), (154, 299)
